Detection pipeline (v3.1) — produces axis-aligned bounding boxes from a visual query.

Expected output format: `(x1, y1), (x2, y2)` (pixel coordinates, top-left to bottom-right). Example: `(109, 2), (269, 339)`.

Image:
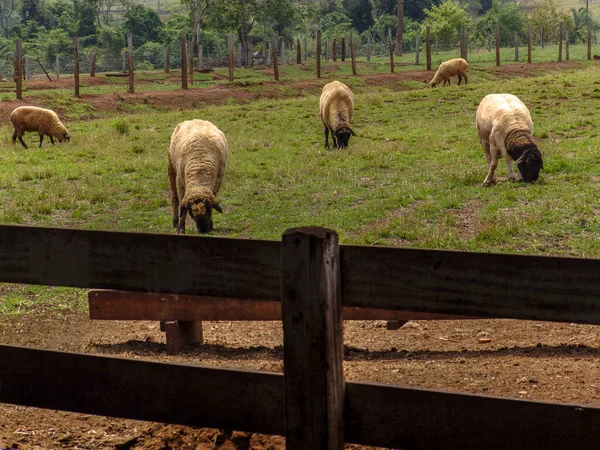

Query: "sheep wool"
(430, 58), (469, 87)
(168, 119), (228, 234)
(319, 80), (356, 149)
(10, 106), (70, 149)
(476, 93), (543, 186)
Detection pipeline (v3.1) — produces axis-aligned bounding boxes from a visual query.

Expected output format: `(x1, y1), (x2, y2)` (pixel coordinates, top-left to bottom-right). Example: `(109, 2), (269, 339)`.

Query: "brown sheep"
(430, 58), (469, 87)
(10, 106), (70, 149)
(319, 81), (356, 148)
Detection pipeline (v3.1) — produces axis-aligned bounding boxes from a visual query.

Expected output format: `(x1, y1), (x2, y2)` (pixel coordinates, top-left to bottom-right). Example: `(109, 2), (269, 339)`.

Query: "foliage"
(97, 24), (125, 69)
(367, 12), (396, 43)
(343, 0), (374, 33)
(473, 0), (525, 47)
(134, 41), (166, 69)
(122, 2), (163, 47)
(320, 10), (352, 40)
(422, 0), (470, 50)
(529, 0), (573, 45)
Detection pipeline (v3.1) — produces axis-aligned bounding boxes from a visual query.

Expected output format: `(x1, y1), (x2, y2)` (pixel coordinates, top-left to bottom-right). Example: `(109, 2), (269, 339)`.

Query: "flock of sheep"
(8, 57), (544, 234)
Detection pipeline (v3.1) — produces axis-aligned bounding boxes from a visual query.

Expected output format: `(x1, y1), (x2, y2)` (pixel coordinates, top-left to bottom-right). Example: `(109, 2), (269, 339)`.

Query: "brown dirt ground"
(1, 62), (596, 450)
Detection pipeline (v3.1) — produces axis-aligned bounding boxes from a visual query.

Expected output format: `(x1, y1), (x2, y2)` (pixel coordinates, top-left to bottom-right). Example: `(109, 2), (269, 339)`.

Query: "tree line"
(0, 0), (597, 75)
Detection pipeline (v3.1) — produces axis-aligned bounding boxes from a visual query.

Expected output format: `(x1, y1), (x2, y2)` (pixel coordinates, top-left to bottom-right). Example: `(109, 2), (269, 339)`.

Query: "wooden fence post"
(304, 37), (307, 61)
(164, 46), (170, 73)
(528, 24), (532, 64)
(366, 36), (371, 62)
(487, 29), (491, 52)
(588, 22), (592, 61)
(281, 227), (344, 450)
(237, 42), (243, 68)
(426, 27), (431, 71)
(559, 23), (563, 62)
(326, 39), (330, 62)
(196, 27), (202, 71)
(566, 30), (569, 61)
(188, 40), (194, 85)
(460, 24), (466, 60)
(122, 49), (127, 72)
(227, 34), (234, 82)
(415, 35), (420, 64)
(495, 24), (500, 66)
(73, 37), (80, 97)
(350, 31), (356, 75)
(297, 38), (301, 64)
(198, 44), (203, 70)
(514, 31), (519, 62)
(127, 34), (134, 93)
(55, 54), (60, 79)
(541, 28), (544, 48)
(272, 32), (279, 81)
(15, 39), (22, 100)
(341, 37), (346, 61)
(316, 29), (321, 79)
(332, 38), (337, 62)
(90, 48), (96, 77)
(180, 35), (188, 89)
(388, 28), (394, 73)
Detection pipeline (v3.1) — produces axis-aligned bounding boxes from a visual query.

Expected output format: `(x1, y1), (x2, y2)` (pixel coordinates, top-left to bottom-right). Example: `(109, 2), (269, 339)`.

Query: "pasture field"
(3, 60), (600, 449)
(1, 59), (600, 312)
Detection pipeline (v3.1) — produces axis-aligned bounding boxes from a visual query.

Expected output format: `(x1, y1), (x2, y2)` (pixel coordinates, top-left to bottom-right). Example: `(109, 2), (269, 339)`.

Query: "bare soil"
(1, 62), (596, 450)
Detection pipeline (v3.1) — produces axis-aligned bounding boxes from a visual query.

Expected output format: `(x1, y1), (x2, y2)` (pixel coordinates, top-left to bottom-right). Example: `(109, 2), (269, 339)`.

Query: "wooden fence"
(2, 224), (600, 448)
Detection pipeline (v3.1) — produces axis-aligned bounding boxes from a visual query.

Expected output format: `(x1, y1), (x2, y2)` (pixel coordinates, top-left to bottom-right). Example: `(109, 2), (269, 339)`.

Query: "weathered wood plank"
(281, 227), (345, 449)
(345, 381), (600, 449)
(0, 225), (281, 300)
(0, 344), (284, 435)
(340, 245), (600, 324)
(3, 345), (600, 449)
(5, 225), (600, 324)
(88, 290), (476, 322)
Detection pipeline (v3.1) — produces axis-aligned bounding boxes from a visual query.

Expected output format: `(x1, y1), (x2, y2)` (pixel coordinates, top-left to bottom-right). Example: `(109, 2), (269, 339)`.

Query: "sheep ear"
(213, 203), (223, 213)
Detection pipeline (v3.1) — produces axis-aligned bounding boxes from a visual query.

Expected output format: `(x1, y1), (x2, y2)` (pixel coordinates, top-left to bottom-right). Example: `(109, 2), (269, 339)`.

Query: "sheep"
(430, 58), (469, 88)
(476, 93), (543, 187)
(10, 106), (70, 149)
(319, 80), (356, 149)
(168, 119), (228, 234)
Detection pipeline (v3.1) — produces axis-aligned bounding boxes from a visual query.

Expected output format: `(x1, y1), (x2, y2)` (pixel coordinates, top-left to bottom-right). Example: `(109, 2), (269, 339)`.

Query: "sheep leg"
(49, 136), (55, 144)
(332, 133), (338, 149)
(463, 72), (468, 84)
(167, 160), (179, 228)
(324, 127), (330, 149)
(17, 135), (28, 149)
(458, 74), (462, 85)
(505, 154), (517, 181)
(39, 135), (44, 147)
(176, 209), (187, 234)
(482, 142), (498, 187)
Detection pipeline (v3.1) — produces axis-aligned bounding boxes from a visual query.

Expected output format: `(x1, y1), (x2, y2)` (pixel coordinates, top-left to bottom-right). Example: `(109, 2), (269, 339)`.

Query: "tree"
(123, 3), (163, 47)
(395, 0), (403, 56)
(0, 0), (20, 38)
(343, 0), (373, 33)
(474, 0), (524, 47)
(422, 0), (470, 50)
(529, 0), (571, 45)
(74, 0), (98, 40)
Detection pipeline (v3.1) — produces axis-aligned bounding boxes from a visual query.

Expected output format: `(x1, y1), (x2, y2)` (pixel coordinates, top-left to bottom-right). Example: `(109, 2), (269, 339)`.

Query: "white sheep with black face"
(319, 80), (356, 149)
(476, 93), (543, 187)
(168, 119), (228, 234)
(10, 106), (70, 149)
(430, 58), (469, 87)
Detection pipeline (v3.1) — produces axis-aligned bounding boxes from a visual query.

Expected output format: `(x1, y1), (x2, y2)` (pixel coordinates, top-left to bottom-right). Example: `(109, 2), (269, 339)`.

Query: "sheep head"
(510, 145), (543, 183)
(178, 196), (223, 234)
(59, 133), (71, 143)
(334, 126), (356, 149)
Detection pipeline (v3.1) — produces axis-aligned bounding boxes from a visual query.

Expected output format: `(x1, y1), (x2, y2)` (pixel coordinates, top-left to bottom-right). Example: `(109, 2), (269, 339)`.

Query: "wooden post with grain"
(566, 30), (569, 61)
(90, 48), (96, 77)
(350, 31), (356, 75)
(73, 37), (80, 97)
(180, 35), (188, 89)
(388, 28), (394, 73)
(272, 32), (279, 81)
(15, 39), (22, 100)
(495, 24), (500, 66)
(55, 54), (60, 79)
(514, 32), (519, 62)
(164, 46), (170, 73)
(332, 38), (337, 62)
(227, 33), (234, 82)
(281, 227), (345, 450)
(316, 29), (321, 79)
(558, 23), (563, 62)
(426, 26), (431, 71)
(588, 22), (592, 61)
(341, 37), (346, 61)
(127, 34), (134, 93)
(528, 24), (532, 63)
(297, 38), (301, 64)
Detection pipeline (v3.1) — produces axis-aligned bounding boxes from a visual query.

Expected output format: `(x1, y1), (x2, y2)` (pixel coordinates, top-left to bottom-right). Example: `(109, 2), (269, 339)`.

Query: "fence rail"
(2, 223), (600, 448)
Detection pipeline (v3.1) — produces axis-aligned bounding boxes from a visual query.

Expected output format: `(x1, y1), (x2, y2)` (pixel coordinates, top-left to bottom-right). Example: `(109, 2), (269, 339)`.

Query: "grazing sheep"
(168, 119), (228, 234)
(430, 58), (469, 87)
(10, 106), (70, 149)
(319, 80), (356, 149)
(476, 93), (543, 187)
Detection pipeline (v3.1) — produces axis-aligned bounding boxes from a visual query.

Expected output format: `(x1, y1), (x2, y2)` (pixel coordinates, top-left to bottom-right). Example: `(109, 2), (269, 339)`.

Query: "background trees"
(0, 0), (597, 74)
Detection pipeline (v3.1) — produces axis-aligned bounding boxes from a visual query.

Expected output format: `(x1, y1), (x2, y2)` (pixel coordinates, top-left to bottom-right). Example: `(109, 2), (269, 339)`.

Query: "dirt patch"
(451, 198), (484, 240)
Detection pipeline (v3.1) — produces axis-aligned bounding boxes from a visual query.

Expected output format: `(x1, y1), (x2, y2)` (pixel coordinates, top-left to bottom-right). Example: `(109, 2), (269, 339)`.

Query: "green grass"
(3, 61), (600, 313)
